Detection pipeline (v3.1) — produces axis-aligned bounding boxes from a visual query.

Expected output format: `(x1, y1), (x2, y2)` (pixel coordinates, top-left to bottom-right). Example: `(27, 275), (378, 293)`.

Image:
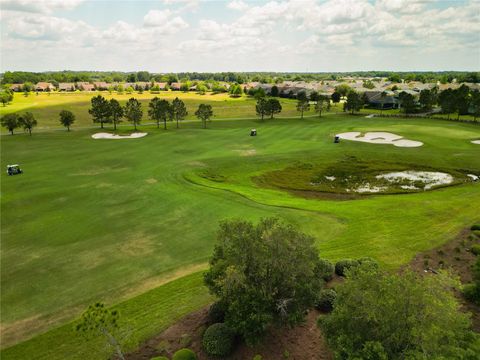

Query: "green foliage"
(208, 301), (226, 324)
(1, 113), (19, 134)
(470, 224), (480, 231)
(398, 92), (416, 114)
(253, 355), (263, 360)
(296, 91), (310, 119)
(202, 323), (235, 356)
(316, 258), (335, 281)
(438, 88), (456, 118)
(334, 84), (352, 97)
(471, 244), (480, 256)
(331, 92), (341, 103)
(150, 356), (169, 360)
(172, 348), (197, 360)
(204, 218), (324, 345)
(172, 97), (188, 128)
(0, 89), (14, 106)
(18, 112), (37, 135)
(195, 104), (213, 128)
(335, 259), (359, 276)
(59, 110), (75, 131)
(265, 98), (282, 119)
(344, 91), (363, 114)
(256, 98), (268, 120)
(314, 95), (330, 117)
(321, 264), (479, 359)
(149, 97), (172, 129)
(124, 97), (143, 130)
(89, 95), (111, 128)
(315, 289), (336, 312)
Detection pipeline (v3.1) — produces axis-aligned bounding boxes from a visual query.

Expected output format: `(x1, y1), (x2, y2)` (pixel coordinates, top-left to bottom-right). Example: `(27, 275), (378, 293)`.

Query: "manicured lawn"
(0, 91), (315, 130)
(1, 111), (479, 358)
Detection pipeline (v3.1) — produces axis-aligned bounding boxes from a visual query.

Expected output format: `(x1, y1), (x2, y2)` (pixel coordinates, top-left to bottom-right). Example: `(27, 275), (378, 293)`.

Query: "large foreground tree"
(1, 113), (19, 135)
(124, 98), (142, 131)
(171, 97), (188, 128)
(59, 110), (75, 131)
(204, 218), (324, 345)
(195, 104), (213, 128)
(89, 95), (111, 129)
(321, 264), (480, 359)
(18, 112), (37, 135)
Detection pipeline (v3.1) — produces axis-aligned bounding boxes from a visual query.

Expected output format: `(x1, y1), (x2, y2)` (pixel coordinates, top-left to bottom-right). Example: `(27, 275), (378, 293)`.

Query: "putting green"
(1, 114), (479, 352)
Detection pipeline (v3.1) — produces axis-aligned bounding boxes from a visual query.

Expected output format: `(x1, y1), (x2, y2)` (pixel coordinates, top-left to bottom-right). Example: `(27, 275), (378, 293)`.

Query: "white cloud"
(0, 0), (84, 14)
(227, 0), (249, 11)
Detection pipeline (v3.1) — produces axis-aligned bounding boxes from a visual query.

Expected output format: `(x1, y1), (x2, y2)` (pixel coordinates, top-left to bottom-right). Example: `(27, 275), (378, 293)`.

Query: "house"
(77, 82), (95, 91)
(363, 91), (398, 109)
(135, 82), (149, 90)
(170, 82), (181, 90)
(93, 82), (108, 90)
(10, 84), (23, 92)
(155, 82), (167, 90)
(58, 83), (75, 91)
(35, 82), (55, 92)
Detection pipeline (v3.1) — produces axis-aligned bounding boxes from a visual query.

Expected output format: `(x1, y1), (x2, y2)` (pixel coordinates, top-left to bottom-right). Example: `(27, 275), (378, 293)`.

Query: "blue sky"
(1, 0), (479, 72)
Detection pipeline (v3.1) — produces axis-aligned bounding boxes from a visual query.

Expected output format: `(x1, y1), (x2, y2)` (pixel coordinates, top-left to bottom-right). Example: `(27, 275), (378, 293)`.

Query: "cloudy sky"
(1, 0), (479, 72)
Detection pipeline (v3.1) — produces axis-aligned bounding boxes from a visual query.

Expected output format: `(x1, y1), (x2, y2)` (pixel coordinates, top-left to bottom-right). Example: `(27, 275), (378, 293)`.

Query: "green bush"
(208, 301), (226, 324)
(463, 284), (480, 305)
(172, 348), (197, 360)
(470, 224), (480, 231)
(471, 244), (480, 256)
(202, 323), (235, 356)
(358, 257), (379, 269)
(253, 355), (263, 360)
(316, 258), (335, 281)
(151, 357), (169, 360)
(335, 259), (359, 276)
(316, 289), (337, 312)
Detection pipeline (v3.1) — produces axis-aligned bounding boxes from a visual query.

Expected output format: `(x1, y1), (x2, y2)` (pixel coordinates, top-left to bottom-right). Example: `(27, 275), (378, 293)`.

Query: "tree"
(195, 104), (213, 128)
(18, 112), (37, 135)
(76, 302), (126, 360)
(270, 85), (279, 97)
(331, 91), (341, 103)
(229, 84), (242, 98)
(398, 92), (416, 114)
(109, 99), (124, 131)
(0, 89), (14, 106)
(454, 84), (470, 119)
(124, 98), (142, 131)
(334, 84), (352, 98)
(320, 264), (479, 359)
(89, 95), (111, 129)
(438, 89), (456, 119)
(265, 98), (282, 119)
(204, 218), (324, 345)
(136, 71), (150, 82)
(1, 113), (19, 135)
(149, 98), (171, 130)
(59, 110), (75, 131)
(296, 91), (310, 119)
(256, 98), (268, 121)
(419, 89), (436, 111)
(171, 97), (188, 128)
(315, 95), (330, 118)
(470, 89), (480, 121)
(254, 87), (266, 100)
(344, 91), (363, 114)
(309, 91), (319, 103)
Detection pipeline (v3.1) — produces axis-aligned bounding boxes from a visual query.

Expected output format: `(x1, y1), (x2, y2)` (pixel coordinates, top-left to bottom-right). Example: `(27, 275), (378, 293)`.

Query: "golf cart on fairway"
(7, 164), (22, 176)
(250, 129), (257, 136)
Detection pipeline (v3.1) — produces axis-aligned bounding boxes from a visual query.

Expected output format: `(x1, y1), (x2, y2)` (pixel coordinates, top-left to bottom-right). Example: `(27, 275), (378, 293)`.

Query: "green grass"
(0, 271), (212, 360)
(2, 108), (480, 358)
(0, 91), (316, 131)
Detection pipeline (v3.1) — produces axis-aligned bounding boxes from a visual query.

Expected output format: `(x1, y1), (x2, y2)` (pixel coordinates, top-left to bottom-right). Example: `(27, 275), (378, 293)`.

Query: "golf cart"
(7, 164), (22, 176)
(250, 129), (257, 136)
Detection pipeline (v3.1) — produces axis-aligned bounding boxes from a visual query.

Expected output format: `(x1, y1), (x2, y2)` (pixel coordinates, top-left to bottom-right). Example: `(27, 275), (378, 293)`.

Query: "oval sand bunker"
(92, 132), (147, 139)
(337, 132), (423, 147)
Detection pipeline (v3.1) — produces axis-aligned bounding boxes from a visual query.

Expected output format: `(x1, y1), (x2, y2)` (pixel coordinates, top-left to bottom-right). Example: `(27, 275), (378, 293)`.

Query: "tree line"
(2, 70), (478, 86)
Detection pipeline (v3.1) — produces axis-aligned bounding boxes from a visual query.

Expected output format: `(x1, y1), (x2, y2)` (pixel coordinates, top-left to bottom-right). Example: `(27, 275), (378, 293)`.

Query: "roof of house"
(363, 91), (398, 104)
(59, 83), (75, 90)
(36, 82), (54, 89)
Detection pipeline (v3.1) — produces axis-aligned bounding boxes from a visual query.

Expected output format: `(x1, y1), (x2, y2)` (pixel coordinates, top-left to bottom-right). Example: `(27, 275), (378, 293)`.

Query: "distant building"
(93, 82), (108, 90)
(58, 83), (75, 91)
(77, 82), (95, 91)
(10, 84), (23, 92)
(170, 82), (181, 90)
(363, 91), (398, 109)
(35, 82), (55, 91)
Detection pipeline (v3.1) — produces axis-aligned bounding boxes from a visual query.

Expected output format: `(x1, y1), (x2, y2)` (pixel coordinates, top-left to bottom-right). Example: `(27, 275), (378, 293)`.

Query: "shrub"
(202, 323), (235, 357)
(470, 224), (480, 231)
(172, 348), (197, 360)
(358, 257), (379, 269)
(316, 289), (337, 312)
(471, 244), (480, 256)
(316, 258), (335, 281)
(253, 355), (263, 360)
(335, 259), (359, 276)
(463, 284), (480, 304)
(208, 301), (226, 324)
(151, 357), (169, 360)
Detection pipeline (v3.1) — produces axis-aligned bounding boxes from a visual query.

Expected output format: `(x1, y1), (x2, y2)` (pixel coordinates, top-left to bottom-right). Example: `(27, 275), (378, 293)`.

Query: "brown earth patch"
(146, 178), (158, 184)
(127, 307), (333, 360)
(408, 227), (480, 331)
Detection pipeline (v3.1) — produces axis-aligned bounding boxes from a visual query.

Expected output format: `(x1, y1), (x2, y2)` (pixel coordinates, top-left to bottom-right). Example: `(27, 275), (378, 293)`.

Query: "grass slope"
(1, 271), (212, 360)
(2, 113), (479, 353)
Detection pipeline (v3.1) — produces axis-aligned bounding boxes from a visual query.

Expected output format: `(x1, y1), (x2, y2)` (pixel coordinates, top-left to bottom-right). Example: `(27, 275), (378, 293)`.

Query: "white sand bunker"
(337, 132), (423, 147)
(472, 140), (480, 145)
(92, 132), (147, 139)
(376, 171), (453, 190)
